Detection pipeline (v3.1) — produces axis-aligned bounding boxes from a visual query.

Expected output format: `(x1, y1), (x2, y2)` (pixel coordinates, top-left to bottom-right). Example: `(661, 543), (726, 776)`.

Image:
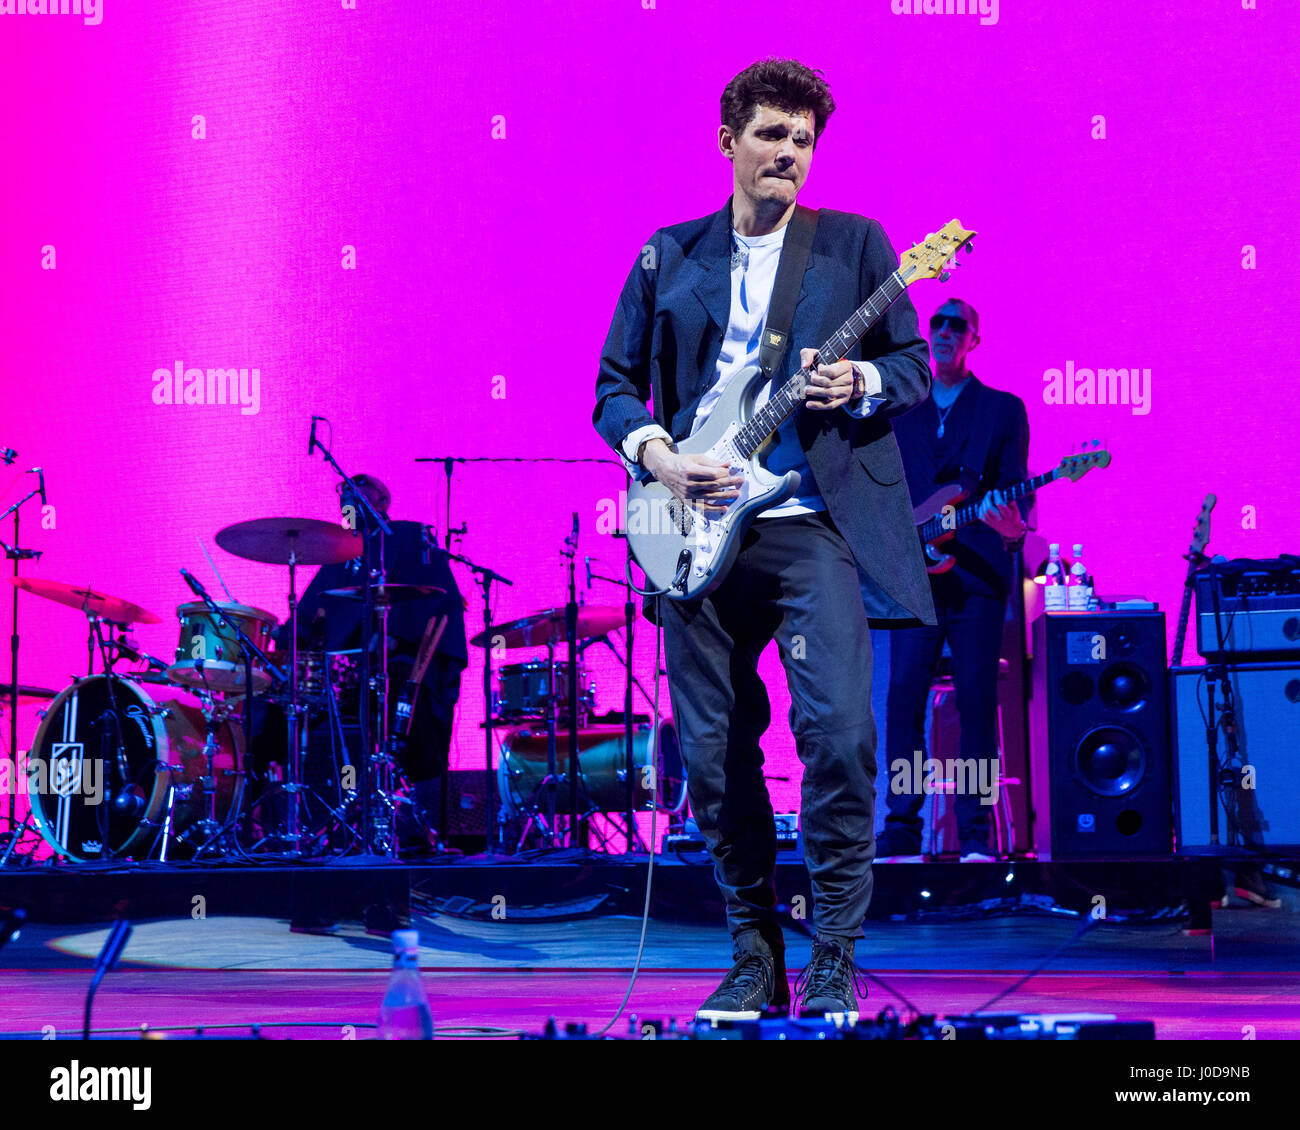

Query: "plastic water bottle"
(1044, 543), (1066, 612)
(378, 930), (433, 1040)
(1067, 543), (1092, 611)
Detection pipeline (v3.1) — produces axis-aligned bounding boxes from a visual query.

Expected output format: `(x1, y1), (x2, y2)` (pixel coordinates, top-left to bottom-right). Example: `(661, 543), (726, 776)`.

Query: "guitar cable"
(595, 593), (665, 1036)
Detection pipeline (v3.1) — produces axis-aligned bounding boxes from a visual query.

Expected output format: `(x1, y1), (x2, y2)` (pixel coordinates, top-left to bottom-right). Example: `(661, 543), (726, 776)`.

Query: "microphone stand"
(0, 476), (45, 839)
(445, 549), (511, 855)
(309, 436), (393, 857)
(561, 517), (583, 848)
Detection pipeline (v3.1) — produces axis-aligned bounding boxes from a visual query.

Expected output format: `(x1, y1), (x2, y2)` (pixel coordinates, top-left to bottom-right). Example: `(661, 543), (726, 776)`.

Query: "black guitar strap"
(961, 380), (1002, 498)
(758, 204), (819, 381)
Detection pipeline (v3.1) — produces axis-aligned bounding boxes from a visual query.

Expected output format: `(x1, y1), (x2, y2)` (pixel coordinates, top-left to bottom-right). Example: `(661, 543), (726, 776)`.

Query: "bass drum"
(498, 721), (685, 817)
(26, 676), (244, 861)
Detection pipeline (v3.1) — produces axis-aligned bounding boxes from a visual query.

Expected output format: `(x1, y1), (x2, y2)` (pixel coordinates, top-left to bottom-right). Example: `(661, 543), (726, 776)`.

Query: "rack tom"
(168, 601), (279, 694)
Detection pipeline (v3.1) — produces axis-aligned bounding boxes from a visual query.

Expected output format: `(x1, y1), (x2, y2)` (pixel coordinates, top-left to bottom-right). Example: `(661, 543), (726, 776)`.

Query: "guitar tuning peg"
(938, 271), (950, 283)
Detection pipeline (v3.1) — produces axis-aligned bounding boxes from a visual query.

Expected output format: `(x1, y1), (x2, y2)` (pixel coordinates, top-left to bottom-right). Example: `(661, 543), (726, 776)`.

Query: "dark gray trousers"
(661, 511), (877, 940)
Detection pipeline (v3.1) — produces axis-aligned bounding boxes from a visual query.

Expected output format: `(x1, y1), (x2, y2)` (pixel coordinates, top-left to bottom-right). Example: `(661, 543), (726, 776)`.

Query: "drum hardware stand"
(588, 533), (646, 854)
(531, 637), (567, 850)
(1, 469), (44, 839)
(0, 810), (37, 867)
(178, 569), (286, 852)
(90, 616), (142, 861)
(189, 696), (242, 860)
(446, 549), (513, 856)
(560, 514), (585, 849)
(311, 431), (395, 859)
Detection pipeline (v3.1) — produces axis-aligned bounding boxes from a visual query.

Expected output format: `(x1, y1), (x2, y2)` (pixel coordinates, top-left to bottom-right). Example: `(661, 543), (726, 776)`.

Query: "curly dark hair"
(720, 58), (836, 148)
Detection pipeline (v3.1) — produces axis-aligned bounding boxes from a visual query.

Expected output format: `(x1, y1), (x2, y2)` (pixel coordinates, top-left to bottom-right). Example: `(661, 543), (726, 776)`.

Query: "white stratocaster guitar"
(626, 219), (976, 601)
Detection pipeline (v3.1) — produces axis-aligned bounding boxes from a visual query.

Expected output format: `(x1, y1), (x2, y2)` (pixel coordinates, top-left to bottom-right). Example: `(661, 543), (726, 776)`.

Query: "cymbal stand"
(588, 542), (646, 853)
(538, 639), (559, 847)
(560, 515), (583, 848)
(311, 431), (393, 857)
(445, 549), (512, 855)
(0, 469), (43, 837)
(179, 570), (286, 849)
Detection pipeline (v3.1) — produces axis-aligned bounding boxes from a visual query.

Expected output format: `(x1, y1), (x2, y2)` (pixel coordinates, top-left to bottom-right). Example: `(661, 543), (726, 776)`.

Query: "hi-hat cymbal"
(470, 605), (624, 650)
(0, 682), (59, 702)
(11, 577), (161, 625)
(215, 517), (362, 566)
(323, 584), (445, 603)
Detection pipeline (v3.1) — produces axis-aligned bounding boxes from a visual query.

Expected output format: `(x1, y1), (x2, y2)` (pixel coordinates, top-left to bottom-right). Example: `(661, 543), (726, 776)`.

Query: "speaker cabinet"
(1029, 611), (1172, 858)
(1171, 662), (1300, 851)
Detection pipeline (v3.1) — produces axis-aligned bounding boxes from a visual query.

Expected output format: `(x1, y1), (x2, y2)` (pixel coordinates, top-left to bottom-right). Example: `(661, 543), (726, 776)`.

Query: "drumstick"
(199, 538), (237, 602)
(398, 614), (448, 734)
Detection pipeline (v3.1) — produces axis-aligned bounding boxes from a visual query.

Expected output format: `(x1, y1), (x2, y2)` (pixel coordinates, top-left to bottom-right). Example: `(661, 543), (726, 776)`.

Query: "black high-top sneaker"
(694, 929), (790, 1022)
(794, 936), (869, 1023)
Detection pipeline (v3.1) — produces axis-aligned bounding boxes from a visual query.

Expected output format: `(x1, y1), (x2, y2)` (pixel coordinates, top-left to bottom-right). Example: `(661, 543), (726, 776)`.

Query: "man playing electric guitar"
(594, 58), (936, 1022)
(877, 298), (1031, 862)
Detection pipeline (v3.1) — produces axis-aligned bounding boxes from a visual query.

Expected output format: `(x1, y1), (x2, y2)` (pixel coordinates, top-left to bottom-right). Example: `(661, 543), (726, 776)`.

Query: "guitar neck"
(919, 469), (1059, 541)
(1171, 549), (1206, 665)
(733, 271), (910, 461)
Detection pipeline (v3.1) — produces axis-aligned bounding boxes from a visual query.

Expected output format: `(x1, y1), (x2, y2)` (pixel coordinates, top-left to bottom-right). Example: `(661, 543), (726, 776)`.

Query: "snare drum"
(272, 649), (360, 713)
(168, 601), (279, 694)
(495, 659), (590, 720)
(26, 675), (244, 860)
(497, 721), (685, 816)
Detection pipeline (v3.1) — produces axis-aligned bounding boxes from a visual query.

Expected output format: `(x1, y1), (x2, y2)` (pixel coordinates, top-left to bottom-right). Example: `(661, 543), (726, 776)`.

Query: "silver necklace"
(935, 399), (957, 438)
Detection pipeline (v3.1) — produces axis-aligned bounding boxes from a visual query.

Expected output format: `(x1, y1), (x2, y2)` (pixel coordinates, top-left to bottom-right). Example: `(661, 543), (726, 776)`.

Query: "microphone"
(29, 468), (46, 505)
(308, 415), (319, 455)
(180, 568), (206, 599)
(0, 447), (16, 465)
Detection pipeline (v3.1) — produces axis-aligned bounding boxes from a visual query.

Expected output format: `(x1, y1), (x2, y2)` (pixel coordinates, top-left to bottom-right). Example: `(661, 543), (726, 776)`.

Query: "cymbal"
(323, 584), (445, 603)
(215, 517), (362, 566)
(122, 670), (178, 687)
(0, 682), (58, 702)
(471, 605), (624, 650)
(11, 577), (161, 625)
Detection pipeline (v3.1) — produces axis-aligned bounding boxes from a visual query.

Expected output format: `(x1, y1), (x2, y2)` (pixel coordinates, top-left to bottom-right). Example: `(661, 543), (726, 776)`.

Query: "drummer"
(255, 474), (467, 841)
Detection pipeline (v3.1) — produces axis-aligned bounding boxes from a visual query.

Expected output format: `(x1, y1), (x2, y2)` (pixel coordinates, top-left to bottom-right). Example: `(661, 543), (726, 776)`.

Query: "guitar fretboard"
(733, 271), (911, 461)
(918, 469), (1058, 541)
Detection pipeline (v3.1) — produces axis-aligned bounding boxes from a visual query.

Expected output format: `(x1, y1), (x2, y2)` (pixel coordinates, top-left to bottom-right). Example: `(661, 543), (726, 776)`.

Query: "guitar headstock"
(1054, 443), (1112, 482)
(898, 220), (976, 285)
(1190, 493), (1216, 556)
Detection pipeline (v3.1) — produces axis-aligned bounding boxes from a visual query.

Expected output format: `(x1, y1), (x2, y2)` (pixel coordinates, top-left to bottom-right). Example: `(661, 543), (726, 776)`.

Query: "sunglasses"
(929, 314), (969, 334)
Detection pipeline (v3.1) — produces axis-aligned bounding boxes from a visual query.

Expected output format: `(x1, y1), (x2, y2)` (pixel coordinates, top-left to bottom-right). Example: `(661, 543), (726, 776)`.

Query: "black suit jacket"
(594, 197), (937, 625)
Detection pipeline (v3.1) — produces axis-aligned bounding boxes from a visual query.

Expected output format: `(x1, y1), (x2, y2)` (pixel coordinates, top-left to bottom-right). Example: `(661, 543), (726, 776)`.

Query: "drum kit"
(4, 516), (417, 863)
(473, 602), (686, 853)
(6, 519), (687, 863)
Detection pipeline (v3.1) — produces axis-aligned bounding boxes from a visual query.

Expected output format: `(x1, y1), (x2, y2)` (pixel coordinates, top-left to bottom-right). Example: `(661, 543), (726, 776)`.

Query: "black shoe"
(875, 827), (923, 858)
(794, 937), (869, 1021)
(1231, 867), (1282, 909)
(695, 932), (790, 1022)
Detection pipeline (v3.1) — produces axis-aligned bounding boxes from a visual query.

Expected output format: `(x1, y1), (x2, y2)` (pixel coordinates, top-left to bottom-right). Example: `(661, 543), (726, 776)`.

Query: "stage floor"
(6, 966), (1300, 1041)
(2, 854), (1295, 1039)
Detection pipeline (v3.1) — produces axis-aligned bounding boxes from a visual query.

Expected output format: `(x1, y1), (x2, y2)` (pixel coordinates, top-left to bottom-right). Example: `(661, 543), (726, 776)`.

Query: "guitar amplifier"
(1195, 556), (1300, 661)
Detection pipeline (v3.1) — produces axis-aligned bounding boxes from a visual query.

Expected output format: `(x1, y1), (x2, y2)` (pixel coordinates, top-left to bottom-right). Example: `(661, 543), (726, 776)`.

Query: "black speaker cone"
(1099, 662), (1149, 711)
(1073, 725), (1146, 797)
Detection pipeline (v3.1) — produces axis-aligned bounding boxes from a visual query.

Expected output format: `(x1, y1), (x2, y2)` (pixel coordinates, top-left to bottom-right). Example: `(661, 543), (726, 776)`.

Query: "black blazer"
(594, 196), (937, 625)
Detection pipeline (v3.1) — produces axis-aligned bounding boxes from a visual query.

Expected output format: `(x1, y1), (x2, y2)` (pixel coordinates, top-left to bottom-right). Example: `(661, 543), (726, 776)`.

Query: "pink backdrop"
(2, 1), (1296, 823)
